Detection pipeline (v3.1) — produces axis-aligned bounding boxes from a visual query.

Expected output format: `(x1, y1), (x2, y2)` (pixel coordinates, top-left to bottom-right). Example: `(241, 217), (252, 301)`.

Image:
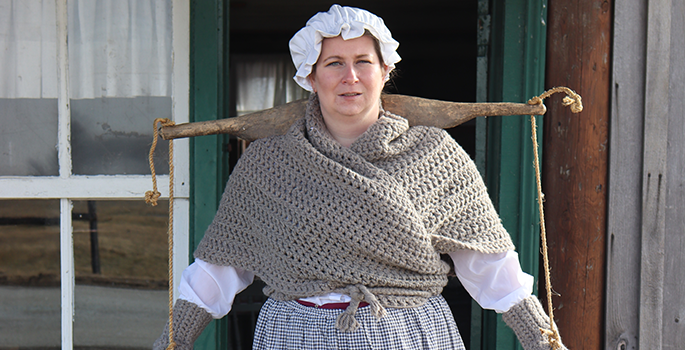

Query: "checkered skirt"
(253, 294), (465, 350)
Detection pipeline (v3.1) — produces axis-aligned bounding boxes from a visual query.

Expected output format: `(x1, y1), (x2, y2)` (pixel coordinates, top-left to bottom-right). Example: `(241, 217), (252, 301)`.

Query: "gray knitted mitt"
(502, 296), (568, 350)
(153, 299), (213, 350)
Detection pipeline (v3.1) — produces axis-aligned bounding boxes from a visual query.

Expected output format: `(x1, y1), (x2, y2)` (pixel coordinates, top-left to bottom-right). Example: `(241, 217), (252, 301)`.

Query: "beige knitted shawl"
(194, 94), (514, 331)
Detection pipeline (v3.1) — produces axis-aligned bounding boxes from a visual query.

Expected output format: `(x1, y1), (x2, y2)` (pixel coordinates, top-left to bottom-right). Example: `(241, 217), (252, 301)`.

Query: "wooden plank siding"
(638, 0), (671, 348)
(605, 0), (646, 348)
(606, 0), (685, 348)
(543, 0), (611, 348)
(662, 1), (685, 348)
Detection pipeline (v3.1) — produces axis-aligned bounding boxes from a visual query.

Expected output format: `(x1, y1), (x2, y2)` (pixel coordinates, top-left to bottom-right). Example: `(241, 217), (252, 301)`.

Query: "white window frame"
(0, 1), (190, 349)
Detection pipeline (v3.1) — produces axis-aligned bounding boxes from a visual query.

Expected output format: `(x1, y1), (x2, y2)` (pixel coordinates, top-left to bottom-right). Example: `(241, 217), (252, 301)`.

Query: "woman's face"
(309, 35), (388, 123)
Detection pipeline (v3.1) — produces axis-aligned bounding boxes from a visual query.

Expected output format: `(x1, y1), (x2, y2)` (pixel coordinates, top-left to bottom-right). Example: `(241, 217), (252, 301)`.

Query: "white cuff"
(178, 259), (254, 318)
(449, 250), (534, 313)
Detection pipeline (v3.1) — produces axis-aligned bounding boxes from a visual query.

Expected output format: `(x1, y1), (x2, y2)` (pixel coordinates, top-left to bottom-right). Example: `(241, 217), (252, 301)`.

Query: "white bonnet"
(289, 4), (402, 92)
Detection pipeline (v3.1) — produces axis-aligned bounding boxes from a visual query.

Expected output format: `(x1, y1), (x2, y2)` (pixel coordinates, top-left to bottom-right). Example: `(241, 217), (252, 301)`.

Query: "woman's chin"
(330, 100), (380, 119)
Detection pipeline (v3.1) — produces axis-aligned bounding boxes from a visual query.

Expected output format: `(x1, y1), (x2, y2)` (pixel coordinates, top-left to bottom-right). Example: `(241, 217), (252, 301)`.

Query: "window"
(0, 1), (189, 348)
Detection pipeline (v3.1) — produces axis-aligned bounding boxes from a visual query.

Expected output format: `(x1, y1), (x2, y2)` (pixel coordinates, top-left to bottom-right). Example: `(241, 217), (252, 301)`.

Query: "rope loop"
(528, 86), (582, 350)
(528, 86), (583, 114)
(146, 118), (175, 206)
(146, 117), (176, 350)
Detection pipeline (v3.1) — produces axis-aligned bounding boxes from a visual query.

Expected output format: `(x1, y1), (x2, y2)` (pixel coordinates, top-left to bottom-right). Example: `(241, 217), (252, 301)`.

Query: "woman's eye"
(326, 61), (342, 67)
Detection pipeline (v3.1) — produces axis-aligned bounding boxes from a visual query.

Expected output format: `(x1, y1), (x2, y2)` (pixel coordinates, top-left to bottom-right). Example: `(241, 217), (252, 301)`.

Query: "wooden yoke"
(160, 94), (546, 141)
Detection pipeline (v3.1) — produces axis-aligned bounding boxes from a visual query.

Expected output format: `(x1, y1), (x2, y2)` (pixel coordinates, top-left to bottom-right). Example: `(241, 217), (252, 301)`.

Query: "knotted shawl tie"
(336, 285), (388, 332)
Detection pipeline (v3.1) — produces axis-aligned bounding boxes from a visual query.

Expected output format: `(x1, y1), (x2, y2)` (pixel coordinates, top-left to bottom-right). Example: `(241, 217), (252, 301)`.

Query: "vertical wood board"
(638, 0), (671, 348)
(606, 0), (685, 348)
(543, 0), (611, 348)
(60, 198), (75, 350)
(189, 1), (230, 349)
(172, 0), (192, 302)
(662, 0), (685, 346)
(605, 0), (647, 348)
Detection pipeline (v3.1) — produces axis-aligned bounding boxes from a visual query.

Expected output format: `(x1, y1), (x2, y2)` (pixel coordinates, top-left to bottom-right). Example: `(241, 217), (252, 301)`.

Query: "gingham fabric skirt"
(253, 294), (465, 350)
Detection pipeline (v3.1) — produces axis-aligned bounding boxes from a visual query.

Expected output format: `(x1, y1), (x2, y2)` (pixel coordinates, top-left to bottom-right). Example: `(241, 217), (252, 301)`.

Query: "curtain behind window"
(0, 0), (172, 176)
(0, 0), (171, 99)
(233, 55), (308, 116)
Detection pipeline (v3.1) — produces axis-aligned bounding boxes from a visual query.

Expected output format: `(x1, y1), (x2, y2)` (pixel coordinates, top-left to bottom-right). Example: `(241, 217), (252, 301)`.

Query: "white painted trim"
(56, 2), (75, 349)
(172, 198), (190, 301)
(0, 175), (188, 199)
(171, 0), (192, 299)
(60, 198), (74, 350)
(172, 0), (190, 126)
(56, 0), (71, 178)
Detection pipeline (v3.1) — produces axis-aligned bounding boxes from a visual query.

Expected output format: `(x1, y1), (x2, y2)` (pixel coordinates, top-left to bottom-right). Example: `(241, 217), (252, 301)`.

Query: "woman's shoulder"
(403, 124), (472, 163)
(405, 124), (463, 149)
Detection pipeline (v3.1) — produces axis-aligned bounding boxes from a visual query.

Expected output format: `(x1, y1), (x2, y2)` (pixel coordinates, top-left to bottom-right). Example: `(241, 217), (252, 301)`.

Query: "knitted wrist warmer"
(153, 299), (213, 350)
(502, 296), (568, 350)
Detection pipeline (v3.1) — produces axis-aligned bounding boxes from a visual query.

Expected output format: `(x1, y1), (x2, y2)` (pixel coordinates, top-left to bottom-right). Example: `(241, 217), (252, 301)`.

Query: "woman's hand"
(502, 296), (568, 350)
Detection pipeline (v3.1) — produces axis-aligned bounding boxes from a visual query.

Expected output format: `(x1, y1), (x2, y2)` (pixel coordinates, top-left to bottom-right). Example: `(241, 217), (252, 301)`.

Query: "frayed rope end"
(336, 312), (360, 332)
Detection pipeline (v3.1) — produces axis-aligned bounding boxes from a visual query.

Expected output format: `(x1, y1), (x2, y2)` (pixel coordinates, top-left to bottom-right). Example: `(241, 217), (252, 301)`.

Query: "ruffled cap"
(289, 4), (401, 91)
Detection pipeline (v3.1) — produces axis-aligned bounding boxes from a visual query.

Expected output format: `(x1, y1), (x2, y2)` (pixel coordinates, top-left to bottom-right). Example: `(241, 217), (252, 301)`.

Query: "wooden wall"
(606, 0), (685, 348)
(543, 0), (611, 349)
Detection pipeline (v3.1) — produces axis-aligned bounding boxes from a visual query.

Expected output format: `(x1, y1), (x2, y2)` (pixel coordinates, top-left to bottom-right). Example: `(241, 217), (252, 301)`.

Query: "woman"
(154, 5), (566, 350)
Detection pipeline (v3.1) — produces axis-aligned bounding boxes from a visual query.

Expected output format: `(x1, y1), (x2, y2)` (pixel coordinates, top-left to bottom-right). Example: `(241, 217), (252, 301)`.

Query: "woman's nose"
(342, 66), (359, 84)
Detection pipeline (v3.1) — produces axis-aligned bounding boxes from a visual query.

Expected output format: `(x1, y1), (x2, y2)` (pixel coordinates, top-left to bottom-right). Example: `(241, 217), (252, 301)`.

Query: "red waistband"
(296, 300), (370, 309)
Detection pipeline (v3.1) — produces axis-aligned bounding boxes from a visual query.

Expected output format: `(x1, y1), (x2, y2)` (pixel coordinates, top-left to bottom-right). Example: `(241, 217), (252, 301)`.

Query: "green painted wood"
(471, 0), (490, 346)
(478, 0), (548, 349)
(189, 0), (230, 349)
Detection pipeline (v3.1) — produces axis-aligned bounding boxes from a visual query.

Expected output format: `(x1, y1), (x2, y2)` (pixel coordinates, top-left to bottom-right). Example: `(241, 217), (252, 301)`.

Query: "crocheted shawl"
(194, 94), (514, 331)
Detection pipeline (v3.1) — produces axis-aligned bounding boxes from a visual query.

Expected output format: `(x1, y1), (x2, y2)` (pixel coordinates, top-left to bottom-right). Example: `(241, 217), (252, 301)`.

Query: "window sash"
(0, 1), (190, 349)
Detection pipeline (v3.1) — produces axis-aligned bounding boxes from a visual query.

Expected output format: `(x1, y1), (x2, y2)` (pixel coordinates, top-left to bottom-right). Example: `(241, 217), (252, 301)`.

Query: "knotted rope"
(146, 118), (177, 350)
(528, 87), (582, 349)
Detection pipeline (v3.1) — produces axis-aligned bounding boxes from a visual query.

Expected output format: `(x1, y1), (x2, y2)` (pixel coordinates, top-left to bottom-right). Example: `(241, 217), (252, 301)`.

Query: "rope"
(146, 118), (177, 350)
(527, 87), (582, 349)
(528, 86), (583, 114)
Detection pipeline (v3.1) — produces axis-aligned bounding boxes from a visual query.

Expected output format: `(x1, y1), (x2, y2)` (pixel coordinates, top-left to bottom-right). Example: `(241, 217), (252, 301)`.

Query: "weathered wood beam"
(160, 94), (546, 141)
(543, 0), (611, 349)
(639, 0), (672, 349)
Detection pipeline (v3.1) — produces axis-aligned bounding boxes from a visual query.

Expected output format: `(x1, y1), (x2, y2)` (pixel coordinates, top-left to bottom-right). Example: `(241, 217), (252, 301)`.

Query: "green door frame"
(188, 0), (231, 349)
(186, 0), (548, 349)
(474, 0), (548, 349)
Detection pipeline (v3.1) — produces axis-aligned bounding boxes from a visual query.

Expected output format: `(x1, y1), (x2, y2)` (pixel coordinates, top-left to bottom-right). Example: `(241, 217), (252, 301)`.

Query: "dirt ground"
(0, 199), (170, 289)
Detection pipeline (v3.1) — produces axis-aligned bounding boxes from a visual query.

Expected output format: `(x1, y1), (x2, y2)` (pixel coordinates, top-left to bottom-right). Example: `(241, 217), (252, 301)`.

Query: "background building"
(0, 0), (682, 349)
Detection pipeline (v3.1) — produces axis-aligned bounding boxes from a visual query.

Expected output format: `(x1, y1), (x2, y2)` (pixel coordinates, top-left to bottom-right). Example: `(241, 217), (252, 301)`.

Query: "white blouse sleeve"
(448, 250), (534, 313)
(178, 259), (255, 319)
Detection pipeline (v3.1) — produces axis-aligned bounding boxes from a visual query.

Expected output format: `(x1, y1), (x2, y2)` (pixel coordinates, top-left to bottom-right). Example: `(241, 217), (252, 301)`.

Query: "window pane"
(0, 99), (59, 176)
(72, 200), (168, 348)
(71, 96), (171, 175)
(0, 0), (59, 176)
(68, 0), (173, 175)
(0, 200), (60, 347)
